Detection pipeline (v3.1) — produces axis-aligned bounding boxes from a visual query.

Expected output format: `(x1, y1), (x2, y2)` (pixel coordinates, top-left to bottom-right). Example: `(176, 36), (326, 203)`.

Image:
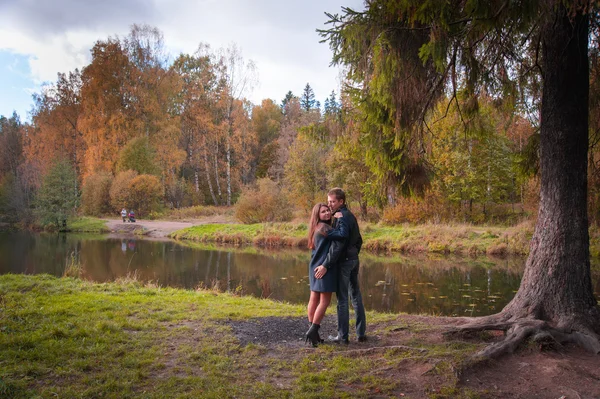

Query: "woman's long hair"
(308, 203), (330, 249)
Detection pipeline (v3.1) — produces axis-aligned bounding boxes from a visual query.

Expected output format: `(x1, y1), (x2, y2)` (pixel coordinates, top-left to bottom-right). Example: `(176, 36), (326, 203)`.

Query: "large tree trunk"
(504, 6), (596, 330)
(448, 5), (600, 358)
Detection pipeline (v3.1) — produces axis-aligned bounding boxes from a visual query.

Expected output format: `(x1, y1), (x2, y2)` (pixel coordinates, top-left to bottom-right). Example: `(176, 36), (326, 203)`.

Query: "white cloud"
(0, 0), (364, 112)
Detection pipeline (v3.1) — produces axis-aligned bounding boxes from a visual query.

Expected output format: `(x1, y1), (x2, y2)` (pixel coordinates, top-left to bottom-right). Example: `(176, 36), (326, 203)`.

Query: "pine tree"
(281, 91), (295, 113)
(323, 90), (340, 116)
(300, 83), (316, 112)
(321, 0), (600, 358)
(35, 158), (79, 230)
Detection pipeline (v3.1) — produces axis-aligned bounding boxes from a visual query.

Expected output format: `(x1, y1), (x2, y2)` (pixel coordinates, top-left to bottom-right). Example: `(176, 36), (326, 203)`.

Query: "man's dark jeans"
(336, 259), (366, 340)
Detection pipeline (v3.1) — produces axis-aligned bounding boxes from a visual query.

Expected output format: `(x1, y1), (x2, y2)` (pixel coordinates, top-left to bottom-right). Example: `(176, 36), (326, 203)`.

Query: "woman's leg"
(307, 291), (320, 323)
(312, 292), (332, 325)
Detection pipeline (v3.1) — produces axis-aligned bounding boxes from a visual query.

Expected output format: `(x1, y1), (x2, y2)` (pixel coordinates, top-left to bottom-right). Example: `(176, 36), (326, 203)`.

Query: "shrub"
(382, 191), (446, 224)
(81, 171), (113, 216)
(128, 174), (163, 218)
(109, 170), (163, 218)
(109, 170), (138, 213)
(235, 178), (290, 223)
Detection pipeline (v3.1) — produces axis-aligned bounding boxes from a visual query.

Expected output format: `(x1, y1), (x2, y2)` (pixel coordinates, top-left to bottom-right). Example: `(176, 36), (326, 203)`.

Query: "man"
(314, 188), (366, 344)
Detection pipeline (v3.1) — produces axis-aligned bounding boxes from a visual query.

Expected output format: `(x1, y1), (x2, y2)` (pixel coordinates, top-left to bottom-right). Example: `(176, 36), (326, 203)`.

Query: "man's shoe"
(357, 336), (368, 342)
(328, 335), (349, 344)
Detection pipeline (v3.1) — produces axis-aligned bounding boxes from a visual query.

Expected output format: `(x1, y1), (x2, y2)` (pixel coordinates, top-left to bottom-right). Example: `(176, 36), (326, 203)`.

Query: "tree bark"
(503, 7), (598, 330)
(188, 147), (200, 193)
(448, 5), (600, 358)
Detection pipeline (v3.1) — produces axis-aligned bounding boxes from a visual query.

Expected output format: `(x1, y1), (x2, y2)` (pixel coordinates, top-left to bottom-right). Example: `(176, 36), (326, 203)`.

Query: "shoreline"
(169, 221), (537, 256)
(22, 216), (600, 258)
(2, 274), (599, 398)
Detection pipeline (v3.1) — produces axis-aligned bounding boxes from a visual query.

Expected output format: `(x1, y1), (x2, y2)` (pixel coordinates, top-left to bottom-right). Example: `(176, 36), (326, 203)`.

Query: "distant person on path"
(314, 187), (366, 344)
(304, 203), (341, 347)
(128, 210), (136, 223)
(121, 208), (127, 223)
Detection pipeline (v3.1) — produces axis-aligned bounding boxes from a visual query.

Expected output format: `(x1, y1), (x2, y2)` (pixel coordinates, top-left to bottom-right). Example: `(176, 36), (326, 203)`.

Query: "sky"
(0, 0), (365, 121)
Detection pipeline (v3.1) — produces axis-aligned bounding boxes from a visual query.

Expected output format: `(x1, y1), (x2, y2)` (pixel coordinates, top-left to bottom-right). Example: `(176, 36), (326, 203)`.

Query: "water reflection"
(1, 232), (598, 316)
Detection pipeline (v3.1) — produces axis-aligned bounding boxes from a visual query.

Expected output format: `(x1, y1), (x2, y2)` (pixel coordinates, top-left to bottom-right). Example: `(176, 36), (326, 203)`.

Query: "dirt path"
(104, 214), (235, 238)
(104, 218), (197, 238)
(222, 314), (600, 398)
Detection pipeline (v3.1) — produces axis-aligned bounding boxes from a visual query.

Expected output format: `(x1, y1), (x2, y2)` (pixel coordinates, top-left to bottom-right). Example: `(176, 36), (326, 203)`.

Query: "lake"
(1, 232), (598, 316)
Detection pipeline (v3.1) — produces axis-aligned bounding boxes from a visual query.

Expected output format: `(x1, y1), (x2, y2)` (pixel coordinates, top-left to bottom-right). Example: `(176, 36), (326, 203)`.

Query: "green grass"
(68, 217), (109, 233)
(171, 223), (308, 247)
(0, 274), (479, 398)
(170, 221), (536, 256)
(171, 219), (600, 258)
(158, 205), (234, 220)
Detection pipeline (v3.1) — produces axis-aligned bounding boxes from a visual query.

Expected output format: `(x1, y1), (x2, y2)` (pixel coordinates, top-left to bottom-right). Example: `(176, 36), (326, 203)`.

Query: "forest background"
(1, 24), (599, 230)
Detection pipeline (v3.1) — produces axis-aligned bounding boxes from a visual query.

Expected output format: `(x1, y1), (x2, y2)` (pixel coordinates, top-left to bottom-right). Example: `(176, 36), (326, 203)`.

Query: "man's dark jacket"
(322, 205), (362, 268)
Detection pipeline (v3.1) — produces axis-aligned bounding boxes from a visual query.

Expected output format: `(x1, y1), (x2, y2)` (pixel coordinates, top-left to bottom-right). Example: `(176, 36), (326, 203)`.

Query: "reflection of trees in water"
(261, 280), (272, 299)
(7, 234), (600, 316)
(204, 251), (212, 287)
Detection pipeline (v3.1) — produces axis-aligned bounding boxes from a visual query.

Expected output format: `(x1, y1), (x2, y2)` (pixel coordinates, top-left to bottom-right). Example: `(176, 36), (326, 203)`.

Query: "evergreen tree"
(35, 158), (79, 230)
(281, 91), (295, 111)
(300, 83), (316, 112)
(324, 90), (340, 116)
(321, 0), (600, 358)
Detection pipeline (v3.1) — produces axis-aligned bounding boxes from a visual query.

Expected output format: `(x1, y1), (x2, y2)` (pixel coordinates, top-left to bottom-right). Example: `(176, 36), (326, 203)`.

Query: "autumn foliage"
(109, 170), (139, 212)
(0, 23), (588, 226)
(81, 171), (113, 216)
(235, 178), (290, 223)
(128, 174), (163, 217)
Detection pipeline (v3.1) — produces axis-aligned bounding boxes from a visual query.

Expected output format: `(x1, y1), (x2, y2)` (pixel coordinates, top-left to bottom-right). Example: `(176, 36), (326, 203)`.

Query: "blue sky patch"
(0, 51), (36, 121)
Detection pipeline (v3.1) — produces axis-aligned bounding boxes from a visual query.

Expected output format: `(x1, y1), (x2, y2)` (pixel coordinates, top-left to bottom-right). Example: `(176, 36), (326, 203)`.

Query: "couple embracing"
(305, 188), (366, 347)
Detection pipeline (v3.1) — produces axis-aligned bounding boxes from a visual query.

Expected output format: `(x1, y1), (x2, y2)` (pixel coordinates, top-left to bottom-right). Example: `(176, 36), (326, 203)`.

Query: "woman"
(305, 202), (338, 346)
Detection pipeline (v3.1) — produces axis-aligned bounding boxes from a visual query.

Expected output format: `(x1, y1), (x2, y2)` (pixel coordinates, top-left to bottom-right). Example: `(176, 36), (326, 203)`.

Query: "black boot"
(305, 323), (321, 347)
(308, 322), (324, 343)
(316, 329), (324, 343)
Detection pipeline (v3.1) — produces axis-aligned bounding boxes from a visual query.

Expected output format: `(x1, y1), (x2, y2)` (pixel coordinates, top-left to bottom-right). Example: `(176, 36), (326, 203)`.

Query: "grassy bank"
(68, 217), (110, 233)
(170, 221), (540, 256)
(1, 274), (486, 399)
(171, 222), (308, 247)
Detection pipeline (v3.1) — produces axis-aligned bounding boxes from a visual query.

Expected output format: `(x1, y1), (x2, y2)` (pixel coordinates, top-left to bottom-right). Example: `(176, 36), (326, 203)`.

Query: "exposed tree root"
(444, 313), (600, 360)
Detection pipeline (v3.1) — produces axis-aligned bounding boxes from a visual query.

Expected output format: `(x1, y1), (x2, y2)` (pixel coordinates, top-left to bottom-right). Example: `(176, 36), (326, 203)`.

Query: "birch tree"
(217, 44), (257, 205)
